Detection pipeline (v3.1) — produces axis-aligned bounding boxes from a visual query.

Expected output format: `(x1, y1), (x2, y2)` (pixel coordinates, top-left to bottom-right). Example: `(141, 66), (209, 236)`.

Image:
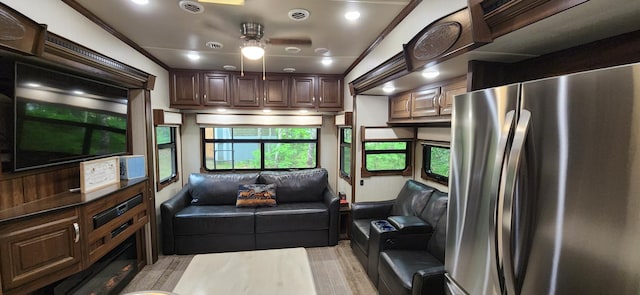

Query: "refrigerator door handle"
(500, 109), (532, 295)
(489, 110), (516, 293)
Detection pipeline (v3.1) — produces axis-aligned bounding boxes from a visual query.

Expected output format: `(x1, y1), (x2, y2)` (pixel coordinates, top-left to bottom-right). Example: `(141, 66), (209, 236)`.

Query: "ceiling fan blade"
(266, 38), (312, 46)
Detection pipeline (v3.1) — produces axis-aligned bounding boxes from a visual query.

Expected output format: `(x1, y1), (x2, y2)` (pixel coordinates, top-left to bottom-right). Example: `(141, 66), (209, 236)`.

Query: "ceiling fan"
(239, 22), (312, 60)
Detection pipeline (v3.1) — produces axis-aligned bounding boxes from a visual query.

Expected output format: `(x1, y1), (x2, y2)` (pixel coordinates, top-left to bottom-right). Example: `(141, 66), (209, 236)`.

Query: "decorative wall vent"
(403, 7), (492, 72)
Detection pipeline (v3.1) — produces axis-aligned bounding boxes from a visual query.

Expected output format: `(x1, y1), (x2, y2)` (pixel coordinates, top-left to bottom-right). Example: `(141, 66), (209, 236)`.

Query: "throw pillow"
(236, 184), (277, 207)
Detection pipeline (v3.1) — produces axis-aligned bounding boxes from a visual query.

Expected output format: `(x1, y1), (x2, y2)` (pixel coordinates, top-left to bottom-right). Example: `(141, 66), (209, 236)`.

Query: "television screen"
(14, 63), (128, 171)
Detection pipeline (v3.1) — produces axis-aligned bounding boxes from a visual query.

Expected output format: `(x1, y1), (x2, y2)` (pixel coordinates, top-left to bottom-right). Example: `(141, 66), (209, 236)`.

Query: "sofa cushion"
(378, 250), (444, 294)
(259, 168), (327, 203)
(254, 202), (328, 232)
(391, 180), (436, 216)
(189, 173), (259, 205)
(174, 205), (255, 234)
(351, 218), (376, 255)
(236, 184), (277, 207)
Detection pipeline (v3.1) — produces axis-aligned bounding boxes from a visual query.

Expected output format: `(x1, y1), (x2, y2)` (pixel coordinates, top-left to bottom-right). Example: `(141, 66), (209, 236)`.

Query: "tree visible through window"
(423, 144), (450, 183)
(202, 127), (318, 171)
(363, 141), (410, 172)
(340, 128), (352, 180)
(156, 126), (178, 186)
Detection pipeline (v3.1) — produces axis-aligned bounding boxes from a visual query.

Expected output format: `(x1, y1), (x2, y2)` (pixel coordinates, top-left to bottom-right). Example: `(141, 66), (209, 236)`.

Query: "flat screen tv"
(13, 62), (128, 171)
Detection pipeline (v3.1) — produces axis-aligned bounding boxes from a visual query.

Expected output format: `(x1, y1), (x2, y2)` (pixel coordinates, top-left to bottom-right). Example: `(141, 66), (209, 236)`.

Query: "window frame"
(361, 140), (412, 177)
(421, 142), (450, 185)
(339, 127), (352, 183)
(201, 127), (320, 172)
(155, 125), (179, 191)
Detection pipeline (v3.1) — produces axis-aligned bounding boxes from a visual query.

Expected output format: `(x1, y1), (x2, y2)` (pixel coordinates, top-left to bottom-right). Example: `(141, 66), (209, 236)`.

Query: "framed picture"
(80, 156), (120, 193)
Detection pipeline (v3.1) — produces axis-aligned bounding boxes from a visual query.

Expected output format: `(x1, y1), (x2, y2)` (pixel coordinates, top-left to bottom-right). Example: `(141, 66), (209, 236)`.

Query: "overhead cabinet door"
(411, 87), (441, 118)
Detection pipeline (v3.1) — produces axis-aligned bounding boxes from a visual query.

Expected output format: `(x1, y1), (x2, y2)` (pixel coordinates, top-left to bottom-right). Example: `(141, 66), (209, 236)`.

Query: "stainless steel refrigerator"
(446, 63), (640, 295)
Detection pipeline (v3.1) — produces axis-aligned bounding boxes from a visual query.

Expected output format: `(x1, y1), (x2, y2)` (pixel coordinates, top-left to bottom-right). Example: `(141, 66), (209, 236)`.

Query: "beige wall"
(340, 0), (465, 202)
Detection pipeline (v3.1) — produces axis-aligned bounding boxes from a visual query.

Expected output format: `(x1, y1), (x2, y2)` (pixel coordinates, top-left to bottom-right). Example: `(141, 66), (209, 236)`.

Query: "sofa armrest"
(160, 185), (192, 254)
(323, 188), (340, 246)
(351, 200), (395, 220)
(411, 266), (446, 295)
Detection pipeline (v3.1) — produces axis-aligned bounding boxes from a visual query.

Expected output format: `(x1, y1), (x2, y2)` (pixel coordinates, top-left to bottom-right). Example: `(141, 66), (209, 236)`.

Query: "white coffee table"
(173, 247), (316, 295)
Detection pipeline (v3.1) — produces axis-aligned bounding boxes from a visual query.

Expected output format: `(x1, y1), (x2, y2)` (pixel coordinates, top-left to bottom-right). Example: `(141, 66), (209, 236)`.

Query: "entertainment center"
(0, 3), (157, 294)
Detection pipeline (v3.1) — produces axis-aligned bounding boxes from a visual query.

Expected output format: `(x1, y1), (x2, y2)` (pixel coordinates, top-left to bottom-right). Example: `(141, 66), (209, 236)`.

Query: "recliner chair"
(350, 180), (437, 285)
(377, 192), (448, 295)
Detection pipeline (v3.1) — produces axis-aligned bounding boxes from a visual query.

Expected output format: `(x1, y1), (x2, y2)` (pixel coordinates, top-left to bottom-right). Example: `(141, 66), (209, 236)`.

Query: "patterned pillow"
(236, 184), (277, 207)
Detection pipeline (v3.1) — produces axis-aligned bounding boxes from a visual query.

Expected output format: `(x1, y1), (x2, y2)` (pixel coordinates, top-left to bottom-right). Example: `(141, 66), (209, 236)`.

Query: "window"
(422, 144), (450, 184)
(362, 141), (411, 176)
(156, 126), (178, 190)
(339, 127), (352, 181)
(202, 127), (318, 171)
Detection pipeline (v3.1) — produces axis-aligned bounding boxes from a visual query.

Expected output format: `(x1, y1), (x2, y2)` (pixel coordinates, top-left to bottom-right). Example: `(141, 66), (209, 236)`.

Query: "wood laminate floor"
(121, 240), (376, 295)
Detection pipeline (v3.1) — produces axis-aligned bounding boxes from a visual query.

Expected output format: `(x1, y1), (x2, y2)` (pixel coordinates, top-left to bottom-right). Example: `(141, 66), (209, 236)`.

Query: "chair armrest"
(351, 200), (394, 220)
(160, 185), (192, 254)
(411, 266), (446, 295)
(323, 188), (340, 245)
(387, 216), (433, 234)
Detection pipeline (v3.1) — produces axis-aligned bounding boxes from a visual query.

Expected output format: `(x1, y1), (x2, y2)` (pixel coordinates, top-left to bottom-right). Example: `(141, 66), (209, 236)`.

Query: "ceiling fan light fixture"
(241, 44), (265, 60)
(198, 0), (244, 5)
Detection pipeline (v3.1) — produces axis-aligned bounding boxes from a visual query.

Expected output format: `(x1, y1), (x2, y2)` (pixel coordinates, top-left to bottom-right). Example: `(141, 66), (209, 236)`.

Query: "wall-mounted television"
(13, 62), (128, 171)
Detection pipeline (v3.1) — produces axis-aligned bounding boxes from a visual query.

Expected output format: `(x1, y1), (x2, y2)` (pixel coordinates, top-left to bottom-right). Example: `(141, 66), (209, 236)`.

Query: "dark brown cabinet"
(317, 76), (343, 109)
(170, 71), (343, 111)
(202, 72), (231, 107)
(232, 73), (262, 107)
(291, 75), (343, 110)
(263, 74), (289, 107)
(169, 71), (200, 106)
(290, 75), (316, 108)
(170, 71), (231, 108)
(0, 208), (82, 294)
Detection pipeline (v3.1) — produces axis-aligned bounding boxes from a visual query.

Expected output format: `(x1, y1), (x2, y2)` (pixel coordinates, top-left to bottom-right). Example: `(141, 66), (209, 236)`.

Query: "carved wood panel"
(0, 3), (47, 56)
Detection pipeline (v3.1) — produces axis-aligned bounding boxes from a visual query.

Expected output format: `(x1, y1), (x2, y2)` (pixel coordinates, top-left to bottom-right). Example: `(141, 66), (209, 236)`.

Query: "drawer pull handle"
(73, 222), (80, 243)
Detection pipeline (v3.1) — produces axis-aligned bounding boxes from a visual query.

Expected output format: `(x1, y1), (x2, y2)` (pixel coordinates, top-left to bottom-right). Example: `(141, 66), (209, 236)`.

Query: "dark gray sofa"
(161, 168), (339, 254)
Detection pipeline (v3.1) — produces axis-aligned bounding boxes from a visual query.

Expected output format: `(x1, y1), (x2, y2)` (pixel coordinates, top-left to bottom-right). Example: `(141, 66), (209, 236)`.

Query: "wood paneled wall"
(0, 166), (79, 209)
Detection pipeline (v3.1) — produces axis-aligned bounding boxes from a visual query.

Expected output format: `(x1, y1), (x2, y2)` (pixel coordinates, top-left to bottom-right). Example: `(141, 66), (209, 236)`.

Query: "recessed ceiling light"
(283, 67), (296, 73)
(73, 90), (85, 95)
(186, 52), (200, 61)
(299, 109), (309, 114)
(314, 48), (329, 55)
(217, 108), (227, 113)
(131, 0), (149, 5)
(223, 65), (237, 70)
(321, 58), (333, 66)
(344, 11), (360, 21)
(422, 70), (440, 79)
(285, 47), (301, 54)
(382, 85), (395, 93)
(178, 1), (204, 14)
(26, 82), (41, 88)
(262, 109), (272, 113)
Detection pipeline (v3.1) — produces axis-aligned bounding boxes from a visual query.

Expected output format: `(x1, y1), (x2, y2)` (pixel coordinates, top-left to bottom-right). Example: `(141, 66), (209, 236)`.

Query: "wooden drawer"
(0, 208), (82, 294)
(82, 182), (148, 265)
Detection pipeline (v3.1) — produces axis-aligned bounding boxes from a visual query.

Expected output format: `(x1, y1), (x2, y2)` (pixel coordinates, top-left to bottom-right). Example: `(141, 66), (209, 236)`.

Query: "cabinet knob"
(73, 222), (80, 243)
(203, 93), (207, 100)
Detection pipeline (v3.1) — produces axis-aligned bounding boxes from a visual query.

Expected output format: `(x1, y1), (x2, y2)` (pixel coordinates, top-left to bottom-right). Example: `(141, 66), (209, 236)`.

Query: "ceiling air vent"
(179, 1), (204, 14)
(206, 41), (224, 49)
(288, 9), (310, 21)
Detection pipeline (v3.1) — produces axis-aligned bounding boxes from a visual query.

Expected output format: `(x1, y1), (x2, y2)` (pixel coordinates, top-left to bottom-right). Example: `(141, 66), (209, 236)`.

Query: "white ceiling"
(71, 0), (412, 74)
